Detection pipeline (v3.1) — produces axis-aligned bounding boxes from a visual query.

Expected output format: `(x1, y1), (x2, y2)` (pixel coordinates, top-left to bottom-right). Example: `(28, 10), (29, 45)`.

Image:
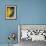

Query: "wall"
(0, 0), (46, 44)
(20, 0), (46, 24)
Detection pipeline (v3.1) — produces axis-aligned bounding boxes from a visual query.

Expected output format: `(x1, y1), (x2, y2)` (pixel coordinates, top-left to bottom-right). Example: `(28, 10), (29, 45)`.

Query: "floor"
(19, 39), (46, 46)
(0, 44), (18, 46)
(0, 40), (46, 46)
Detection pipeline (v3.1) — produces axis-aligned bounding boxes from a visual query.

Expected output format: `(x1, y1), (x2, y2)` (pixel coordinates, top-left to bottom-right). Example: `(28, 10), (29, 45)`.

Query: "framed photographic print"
(5, 5), (16, 20)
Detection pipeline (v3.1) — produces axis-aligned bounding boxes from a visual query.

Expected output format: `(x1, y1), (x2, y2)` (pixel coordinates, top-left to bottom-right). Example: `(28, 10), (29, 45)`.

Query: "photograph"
(5, 5), (16, 20)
